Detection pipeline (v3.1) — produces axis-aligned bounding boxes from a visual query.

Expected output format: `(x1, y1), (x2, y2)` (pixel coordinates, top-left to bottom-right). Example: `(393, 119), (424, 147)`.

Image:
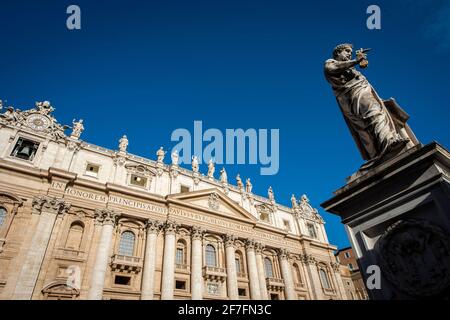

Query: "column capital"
(163, 220), (179, 235)
(301, 253), (317, 265)
(191, 226), (205, 240)
(32, 195), (71, 216)
(146, 219), (163, 234)
(245, 238), (256, 250)
(255, 242), (265, 254)
(330, 262), (341, 272)
(223, 234), (236, 248)
(94, 208), (120, 226)
(277, 248), (290, 260)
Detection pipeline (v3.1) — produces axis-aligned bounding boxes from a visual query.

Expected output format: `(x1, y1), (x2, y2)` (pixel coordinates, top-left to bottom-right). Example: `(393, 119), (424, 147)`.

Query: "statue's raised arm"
(324, 43), (419, 171)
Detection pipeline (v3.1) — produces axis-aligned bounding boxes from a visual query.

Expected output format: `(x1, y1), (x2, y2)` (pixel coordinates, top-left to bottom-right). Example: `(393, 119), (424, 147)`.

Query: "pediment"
(168, 188), (257, 222)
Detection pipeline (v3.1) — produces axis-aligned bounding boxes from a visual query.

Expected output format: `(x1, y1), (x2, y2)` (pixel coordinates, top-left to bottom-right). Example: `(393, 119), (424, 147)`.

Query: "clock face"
(26, 114), (50, 131)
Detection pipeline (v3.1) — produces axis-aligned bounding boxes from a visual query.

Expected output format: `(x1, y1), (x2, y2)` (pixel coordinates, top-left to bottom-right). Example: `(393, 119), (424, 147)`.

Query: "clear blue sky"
(1, 0), (449, 250)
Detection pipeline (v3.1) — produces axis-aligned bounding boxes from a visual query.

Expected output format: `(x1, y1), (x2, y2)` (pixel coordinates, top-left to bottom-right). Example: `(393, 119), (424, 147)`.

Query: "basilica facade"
(0, 101), (347, 300)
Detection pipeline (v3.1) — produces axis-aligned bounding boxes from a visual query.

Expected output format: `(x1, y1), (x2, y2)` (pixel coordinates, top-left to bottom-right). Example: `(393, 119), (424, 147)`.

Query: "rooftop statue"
(207, 159), (215, 178)
(119, 135), (128, 153)
(156, 147), (166, 164)
(324, 44), (418, 170)
(171, 149), (179, 166)
(219, 167), (228, 183)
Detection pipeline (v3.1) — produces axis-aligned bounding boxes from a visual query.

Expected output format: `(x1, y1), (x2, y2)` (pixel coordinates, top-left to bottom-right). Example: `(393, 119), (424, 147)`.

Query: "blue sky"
(1, 0), (449, 249)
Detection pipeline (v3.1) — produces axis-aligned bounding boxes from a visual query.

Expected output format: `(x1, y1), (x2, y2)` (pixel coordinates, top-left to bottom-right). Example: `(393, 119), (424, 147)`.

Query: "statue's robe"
(324, 59), (418, 162)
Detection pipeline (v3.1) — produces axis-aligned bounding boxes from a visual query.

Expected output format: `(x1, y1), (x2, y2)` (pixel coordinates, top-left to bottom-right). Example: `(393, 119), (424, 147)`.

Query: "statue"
(0, 107), (18, 122)
(291, 194), (298, 209)
(156, 147), (166, 164)
(245, 178), (253, 193)
(71, 119), (84, 139)
(324, 44), (418, 170)
(119, 135), (128, 152)
(220, 167), (228, 183)
(236, 174), (243, 189)
(35, 101), (54, 115)
(268, 186), (275, 202)
(191, 155), (199, 172)
(207, 159), (215, 178)
(171, 149), (179, 166)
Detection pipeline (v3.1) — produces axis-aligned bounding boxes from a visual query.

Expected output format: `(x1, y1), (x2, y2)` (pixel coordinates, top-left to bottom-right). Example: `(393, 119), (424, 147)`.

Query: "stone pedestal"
(321, 142), (450, 300)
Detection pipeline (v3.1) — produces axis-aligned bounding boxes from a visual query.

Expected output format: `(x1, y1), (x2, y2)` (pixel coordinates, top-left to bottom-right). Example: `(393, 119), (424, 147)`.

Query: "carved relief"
(377, 219), (450, 297)
(32, 196), (70, 216)
(208, 193), (220, 211)
(94, 209), (120, 226)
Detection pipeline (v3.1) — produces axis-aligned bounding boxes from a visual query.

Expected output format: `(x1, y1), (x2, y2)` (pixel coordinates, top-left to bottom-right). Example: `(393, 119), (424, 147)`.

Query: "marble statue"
(268, 186), (274, 202)
(119, 135), (128, 152)
(245, 178), (253, 193)
(71, 119), (84, 139)
(156, 147), (166, 163)
(191, 155), (199, 172)
(324, 44), (418, 169)
(291, 194), (298, 209)
(36, 101), (54, 115)
(220, 167), (228, 183)
(171, 149), (179, 166)
(236, 174), (243, 189)
(207, 159), (215, 178)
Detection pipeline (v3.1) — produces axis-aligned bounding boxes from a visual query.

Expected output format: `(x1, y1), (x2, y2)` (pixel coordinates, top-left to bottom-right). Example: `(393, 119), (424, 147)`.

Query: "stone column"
(190, 226), (204, 300)
(278, 249), (296, 300)
(87, 209), (119, 300)
(141, 219), (162, 300)
(224, 234), (238, 300)
(255, 243), (268, 300)
(331, 262), (348, 300)
(160, 220), (178, 300)
(302, 254), (323, 300)
(245, 239), (261, 300)
(12, 196), (70, 300)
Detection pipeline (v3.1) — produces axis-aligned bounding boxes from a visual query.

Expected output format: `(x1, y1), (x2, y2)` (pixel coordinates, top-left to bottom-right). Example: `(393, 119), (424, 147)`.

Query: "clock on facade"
(26, 114), (50, 131)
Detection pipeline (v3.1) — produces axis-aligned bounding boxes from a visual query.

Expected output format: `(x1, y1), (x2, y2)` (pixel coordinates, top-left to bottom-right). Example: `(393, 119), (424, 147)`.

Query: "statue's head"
(333, 43), (353, 61)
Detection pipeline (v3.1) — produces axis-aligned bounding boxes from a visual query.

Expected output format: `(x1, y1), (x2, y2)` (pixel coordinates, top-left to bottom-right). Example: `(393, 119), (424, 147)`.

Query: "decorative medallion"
(377, 219), (450, 297)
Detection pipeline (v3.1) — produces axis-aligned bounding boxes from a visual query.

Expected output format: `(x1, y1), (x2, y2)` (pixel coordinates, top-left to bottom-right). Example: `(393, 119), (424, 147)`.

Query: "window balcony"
(236, 272), (248, 279)
(110, 254), (142, 274)
(54, 247), (86, 261)
(175, 263), (190, 272)
(203, 266), (227, 282)
(265, 277), (285, 291)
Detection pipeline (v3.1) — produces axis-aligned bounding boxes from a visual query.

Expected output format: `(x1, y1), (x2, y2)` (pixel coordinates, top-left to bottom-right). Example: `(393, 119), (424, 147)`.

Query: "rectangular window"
(10, 138), (39, 161)
(348, 263), (354, 271)
(235, 258), (241, 273)
(238, 288), (246, 296)
(270, 293), (279, 300)
(344, 252), (351, 259)
(176, 248), (184, 265)
(175, 280), (186, 290)
(180, 185), (190, 193)
(130, 174), (147, 187)
(85, 163), (100, 178)
(283, 220), (291, 231)
(307, 223), (317, 238)
(114, 275), (131, 286)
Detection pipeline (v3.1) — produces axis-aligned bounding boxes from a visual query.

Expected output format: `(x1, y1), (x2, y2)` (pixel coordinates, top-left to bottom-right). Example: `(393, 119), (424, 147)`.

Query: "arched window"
(119, 231), (135, 256)
(0, 207), (7, 227)
(205, 244), (217, 267)
(319, 268), (331, 289)
(294, 263), (302, 284)
(264, 257), (273, 278)
(65, 221), (84, 250)
(176, 240), (186, 265)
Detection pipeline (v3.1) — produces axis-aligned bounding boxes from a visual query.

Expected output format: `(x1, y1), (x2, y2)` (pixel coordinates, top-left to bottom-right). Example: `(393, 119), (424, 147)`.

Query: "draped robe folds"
(324, 59), (418, 164)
